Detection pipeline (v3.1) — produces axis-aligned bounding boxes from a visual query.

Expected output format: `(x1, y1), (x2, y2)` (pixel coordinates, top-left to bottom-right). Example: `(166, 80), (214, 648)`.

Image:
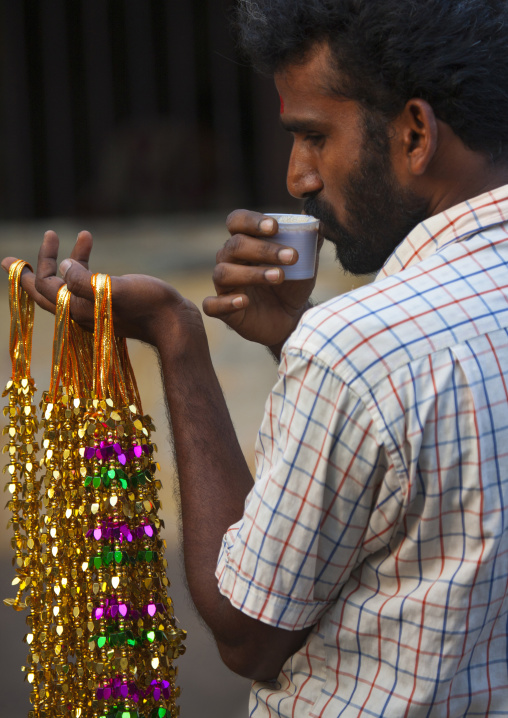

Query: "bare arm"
(2, 231), (312, 680)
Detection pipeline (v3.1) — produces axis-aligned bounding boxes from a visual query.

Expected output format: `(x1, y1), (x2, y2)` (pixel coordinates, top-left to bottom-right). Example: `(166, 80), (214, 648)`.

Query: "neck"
(426, 122), (508, 216)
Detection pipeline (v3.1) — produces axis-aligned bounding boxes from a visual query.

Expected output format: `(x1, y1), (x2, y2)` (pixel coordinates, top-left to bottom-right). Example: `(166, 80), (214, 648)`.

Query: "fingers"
(203, 293), (247, 318)
(1, 238), (62, 314)
(34, 231), (65, 306)
(226, 209), (279, 237)
(1, 231), (96, 321)
(68, 230), (93, 269)
(216, 234), (297, 268)
(213, 261), (285, 292)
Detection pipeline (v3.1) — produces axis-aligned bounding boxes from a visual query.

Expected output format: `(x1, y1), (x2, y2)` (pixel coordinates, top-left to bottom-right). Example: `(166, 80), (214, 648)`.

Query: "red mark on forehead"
(279, 95), (284, 114)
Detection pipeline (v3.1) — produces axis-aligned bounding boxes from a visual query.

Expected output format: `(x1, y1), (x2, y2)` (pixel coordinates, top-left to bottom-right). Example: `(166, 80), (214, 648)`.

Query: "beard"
(303, 115), (430, 275)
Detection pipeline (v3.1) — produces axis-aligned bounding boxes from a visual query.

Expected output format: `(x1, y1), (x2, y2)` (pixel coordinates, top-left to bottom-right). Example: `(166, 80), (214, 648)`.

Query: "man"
(4, 0), (508, 715)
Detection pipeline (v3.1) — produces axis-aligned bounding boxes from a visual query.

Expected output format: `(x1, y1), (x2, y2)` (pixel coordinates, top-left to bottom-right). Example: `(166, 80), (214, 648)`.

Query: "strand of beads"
(39, 395), (73, 715)
(124, 407), (185, 718)
(84, 400), (142, 718)
(60, 392), (91, 718)
(3, 261), (46, 718)
(3, 375), (44, 716)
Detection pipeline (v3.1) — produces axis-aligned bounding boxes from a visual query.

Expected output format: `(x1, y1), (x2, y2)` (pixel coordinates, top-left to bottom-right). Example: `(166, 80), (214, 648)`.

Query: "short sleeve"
(216, 346), (400, 630)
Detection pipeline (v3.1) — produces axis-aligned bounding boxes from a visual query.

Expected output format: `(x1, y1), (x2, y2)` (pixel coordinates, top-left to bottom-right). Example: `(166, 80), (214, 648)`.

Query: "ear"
(393, 98), (438, 176)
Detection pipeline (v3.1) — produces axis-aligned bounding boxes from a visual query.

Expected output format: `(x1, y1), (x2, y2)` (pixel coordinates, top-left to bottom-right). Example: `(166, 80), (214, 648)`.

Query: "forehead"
(275, 44), (360, 131)
(274, 44), (337, 100)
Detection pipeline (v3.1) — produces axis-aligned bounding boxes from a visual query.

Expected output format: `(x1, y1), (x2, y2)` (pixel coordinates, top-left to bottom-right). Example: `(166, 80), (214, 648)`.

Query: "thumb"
(59, 258), (94, 301)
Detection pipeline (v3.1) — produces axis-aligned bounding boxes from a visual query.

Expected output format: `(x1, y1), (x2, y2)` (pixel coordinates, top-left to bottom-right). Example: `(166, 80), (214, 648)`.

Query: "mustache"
(303, 195), (339, 230)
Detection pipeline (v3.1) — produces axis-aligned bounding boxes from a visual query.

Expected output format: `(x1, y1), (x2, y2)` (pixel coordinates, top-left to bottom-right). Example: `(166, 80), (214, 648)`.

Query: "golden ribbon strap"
(91, 273), (113, 399)
(48, 284), (72, 400)
(8, 260), (34, 381)
(91, 272), (142, 410)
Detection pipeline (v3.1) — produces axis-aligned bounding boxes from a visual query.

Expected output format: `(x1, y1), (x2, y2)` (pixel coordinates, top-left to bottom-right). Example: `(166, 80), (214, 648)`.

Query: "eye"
(305, 133), (325, 147)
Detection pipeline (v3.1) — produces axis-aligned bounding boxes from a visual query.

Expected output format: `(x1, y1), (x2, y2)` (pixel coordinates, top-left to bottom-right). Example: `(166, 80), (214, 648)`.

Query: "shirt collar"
(376, 184), (508, 281)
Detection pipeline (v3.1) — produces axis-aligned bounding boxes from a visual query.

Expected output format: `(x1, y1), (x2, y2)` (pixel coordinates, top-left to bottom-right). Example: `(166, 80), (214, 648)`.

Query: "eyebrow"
(279, 118), (323, 134)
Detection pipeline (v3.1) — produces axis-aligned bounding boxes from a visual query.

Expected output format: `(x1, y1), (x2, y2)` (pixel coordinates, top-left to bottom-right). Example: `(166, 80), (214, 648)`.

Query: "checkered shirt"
(216, 186), (508, 717)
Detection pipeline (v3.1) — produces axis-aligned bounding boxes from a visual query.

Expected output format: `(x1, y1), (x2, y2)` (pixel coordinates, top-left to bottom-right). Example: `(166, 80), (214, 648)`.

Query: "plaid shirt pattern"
(216, 186), (508, 717)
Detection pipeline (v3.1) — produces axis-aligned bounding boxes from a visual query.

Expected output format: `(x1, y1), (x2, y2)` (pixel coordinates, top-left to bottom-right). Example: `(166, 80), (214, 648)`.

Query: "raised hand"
(1, 230), (204, 349)
(202, 210), (321, 356)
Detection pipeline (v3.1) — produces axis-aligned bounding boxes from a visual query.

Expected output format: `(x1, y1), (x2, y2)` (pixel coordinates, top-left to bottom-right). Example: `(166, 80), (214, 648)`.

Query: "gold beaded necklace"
(4, 268), (186, 718)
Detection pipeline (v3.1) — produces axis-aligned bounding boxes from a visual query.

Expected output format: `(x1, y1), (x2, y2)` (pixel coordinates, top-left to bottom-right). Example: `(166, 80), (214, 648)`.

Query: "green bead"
(147, 630), (155, 643)
(84, 475), (93, 487)
(119, 478), (128, 489)
(101, 467), (107, 477)
(145, 551), (153, 562)
(108, 469), (116, 479)
(93, 476), (101, 489)
(103, 474), (111, 488)
(114, 550), (122, 563)
(97, 636), (107, 648)
(94, 557), (102, 568)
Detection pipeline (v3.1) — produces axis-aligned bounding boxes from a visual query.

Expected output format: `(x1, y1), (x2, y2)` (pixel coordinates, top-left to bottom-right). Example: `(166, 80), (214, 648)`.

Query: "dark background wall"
(0, 0), (297, 220)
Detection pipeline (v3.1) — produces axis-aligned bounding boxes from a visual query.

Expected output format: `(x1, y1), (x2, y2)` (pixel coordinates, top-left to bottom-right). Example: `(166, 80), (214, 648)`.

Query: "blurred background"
(0, 2), (368, 716)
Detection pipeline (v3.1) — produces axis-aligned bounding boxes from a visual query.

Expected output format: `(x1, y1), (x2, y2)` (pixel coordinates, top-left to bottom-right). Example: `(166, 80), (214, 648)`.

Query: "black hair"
(235, 0), (508, 162)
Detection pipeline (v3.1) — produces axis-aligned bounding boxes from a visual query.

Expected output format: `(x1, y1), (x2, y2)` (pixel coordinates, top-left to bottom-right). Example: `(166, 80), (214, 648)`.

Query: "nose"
(286, 142), (323, 199)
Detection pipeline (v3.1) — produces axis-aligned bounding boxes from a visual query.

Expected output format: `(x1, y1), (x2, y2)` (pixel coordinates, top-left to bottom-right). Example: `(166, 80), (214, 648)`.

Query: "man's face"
(275, 45), (429, 275)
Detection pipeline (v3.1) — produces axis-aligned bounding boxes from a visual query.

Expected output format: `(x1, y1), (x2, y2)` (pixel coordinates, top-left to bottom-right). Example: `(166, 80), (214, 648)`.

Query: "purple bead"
(163, 687), (171, 699)
(95, 449), (103, 461)
(133, 445), (142, 458)
(121, 524), (133, 541)
(119, 603), (128, 617)
(84, 447), (96, 460)
(114, 443), (122, 454)
(93, 528), (102, 540)
(144, 525), (154, 537)
(162, 680), (170, 690)
(94, 607), (104, 620)
(120, 684), (129, 698)
(110, 604), (118, 618)
(157, 602), (165, 613)
(96, 687), (104, 700)
(153, 687), (161, 702)
(118, 453), (127, 465)
(103, 686), (112, 700)
(147, 603), (156, 617)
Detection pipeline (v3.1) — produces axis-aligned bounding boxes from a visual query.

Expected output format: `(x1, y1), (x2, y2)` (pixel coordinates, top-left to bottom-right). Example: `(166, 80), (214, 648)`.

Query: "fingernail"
(259, 218), (275, 233)
(265, 268), (281, 283)
(232, 297), (243, 308)
(60, 259), (71, 277)
(278, 248), (294, 264)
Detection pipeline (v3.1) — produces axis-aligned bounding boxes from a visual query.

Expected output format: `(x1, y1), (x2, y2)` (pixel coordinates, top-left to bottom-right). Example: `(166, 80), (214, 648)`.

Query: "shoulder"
(286, 234), (508, 396)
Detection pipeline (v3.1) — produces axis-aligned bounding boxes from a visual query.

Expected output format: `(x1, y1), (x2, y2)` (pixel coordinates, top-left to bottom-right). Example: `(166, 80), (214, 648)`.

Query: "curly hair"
(235, 0), (508, 161)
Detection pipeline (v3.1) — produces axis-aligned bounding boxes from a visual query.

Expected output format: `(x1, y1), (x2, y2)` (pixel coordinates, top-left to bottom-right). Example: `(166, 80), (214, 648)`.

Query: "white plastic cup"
(266, 213), (319, 280)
